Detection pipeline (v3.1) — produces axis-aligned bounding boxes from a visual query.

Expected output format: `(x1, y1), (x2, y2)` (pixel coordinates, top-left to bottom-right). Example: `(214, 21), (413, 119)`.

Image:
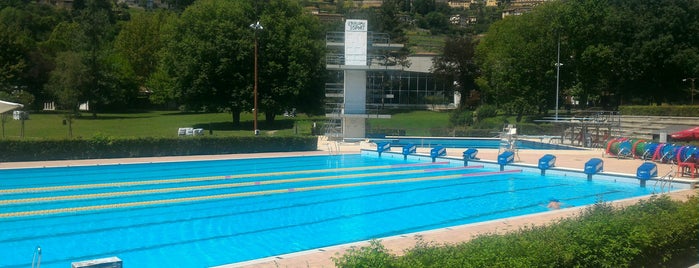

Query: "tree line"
(1, 0), (697, 127)
(0, 0), (326, 126)
(469, 0), (699, 121)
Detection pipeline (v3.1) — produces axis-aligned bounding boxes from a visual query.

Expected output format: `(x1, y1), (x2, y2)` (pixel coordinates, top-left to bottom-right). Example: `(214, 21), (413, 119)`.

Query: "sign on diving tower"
(344, 20), (367, 66)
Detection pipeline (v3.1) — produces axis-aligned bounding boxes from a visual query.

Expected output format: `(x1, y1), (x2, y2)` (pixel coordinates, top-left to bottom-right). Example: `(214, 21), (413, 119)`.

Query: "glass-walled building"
(324, 21), (456, 139)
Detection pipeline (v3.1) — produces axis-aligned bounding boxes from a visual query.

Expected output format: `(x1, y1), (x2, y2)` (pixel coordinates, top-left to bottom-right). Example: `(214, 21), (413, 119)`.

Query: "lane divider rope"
(0, 169), (521, 218)
(1, 168), (460, 205)
(0, 162), (453, 194)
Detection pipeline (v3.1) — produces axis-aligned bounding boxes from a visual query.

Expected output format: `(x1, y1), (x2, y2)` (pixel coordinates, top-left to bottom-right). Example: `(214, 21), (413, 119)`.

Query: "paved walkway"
(1, 140), (696, 268)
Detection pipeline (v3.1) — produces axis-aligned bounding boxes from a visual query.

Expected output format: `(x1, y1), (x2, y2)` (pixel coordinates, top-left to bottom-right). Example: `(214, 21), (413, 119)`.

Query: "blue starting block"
(636, 162), (657, 187)
(584, 158), (604, 180)
(402, 143), (417, 160)
(430, 146), (446, 162)
(377, 142), (391, 157)
(538, 154), (556, 175)
(498, 151), (515, 171)
(463, 148), (478, 166)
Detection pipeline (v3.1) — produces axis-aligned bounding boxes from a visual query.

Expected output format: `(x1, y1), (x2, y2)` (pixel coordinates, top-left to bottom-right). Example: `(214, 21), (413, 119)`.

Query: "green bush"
(474, 104), (498, 120)
(0, 136), (318, 162)
(332, 240), (396, 268)
(333, 195), (699, 268)
(620, 105), (699, 116)
(449, 109), (474, 127)
(473, 117), (506, 130)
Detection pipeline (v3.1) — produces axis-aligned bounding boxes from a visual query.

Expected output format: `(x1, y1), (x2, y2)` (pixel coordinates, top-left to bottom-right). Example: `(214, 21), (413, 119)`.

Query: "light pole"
(555, 37), (562, 120)
(250, 21), (263, 135)
(683, 77), (696, 105)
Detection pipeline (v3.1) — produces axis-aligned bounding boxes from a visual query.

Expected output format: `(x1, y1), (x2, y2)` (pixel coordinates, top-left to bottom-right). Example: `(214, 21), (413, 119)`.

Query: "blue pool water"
(373, 136), (582, 150)
(0, 153), (675, 267)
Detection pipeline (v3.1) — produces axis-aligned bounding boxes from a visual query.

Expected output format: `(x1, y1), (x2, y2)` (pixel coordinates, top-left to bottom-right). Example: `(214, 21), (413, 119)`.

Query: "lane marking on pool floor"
(0, 167), (488, 205)
(0, 162), (455, 194)
(0, 169), (522, 218)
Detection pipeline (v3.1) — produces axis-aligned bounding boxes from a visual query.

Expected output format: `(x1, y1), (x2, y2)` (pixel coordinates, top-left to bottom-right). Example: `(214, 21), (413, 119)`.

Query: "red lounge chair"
(676, 148), (697, 178)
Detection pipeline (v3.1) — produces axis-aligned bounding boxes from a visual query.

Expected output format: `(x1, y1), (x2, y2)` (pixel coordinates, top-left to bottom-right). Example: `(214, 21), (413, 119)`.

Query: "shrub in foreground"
(333, 195), (699, 268)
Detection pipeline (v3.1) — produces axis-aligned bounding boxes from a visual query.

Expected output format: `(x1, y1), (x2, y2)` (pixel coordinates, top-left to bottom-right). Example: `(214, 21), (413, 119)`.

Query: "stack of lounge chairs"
(177, 127), (204, 136)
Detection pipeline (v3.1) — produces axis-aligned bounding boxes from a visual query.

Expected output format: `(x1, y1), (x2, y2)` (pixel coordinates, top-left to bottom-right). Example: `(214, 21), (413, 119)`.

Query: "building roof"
(404, 56), (434, 73)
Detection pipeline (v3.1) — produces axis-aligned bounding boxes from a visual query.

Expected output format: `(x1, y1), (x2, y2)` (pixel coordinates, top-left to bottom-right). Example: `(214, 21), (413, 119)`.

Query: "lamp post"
(683, 78), (696, 105)
(555, 37), (562, 120)
(250, 21), (263, 135)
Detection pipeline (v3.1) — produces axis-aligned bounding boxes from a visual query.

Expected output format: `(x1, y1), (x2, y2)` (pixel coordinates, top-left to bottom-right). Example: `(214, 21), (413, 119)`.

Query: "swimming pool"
(373, 136), (582, 150)
(0, 153), (682, 267)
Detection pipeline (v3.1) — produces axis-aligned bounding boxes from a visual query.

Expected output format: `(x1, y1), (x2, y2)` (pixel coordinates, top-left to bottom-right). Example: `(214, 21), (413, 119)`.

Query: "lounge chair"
(676, 148), (697, 178)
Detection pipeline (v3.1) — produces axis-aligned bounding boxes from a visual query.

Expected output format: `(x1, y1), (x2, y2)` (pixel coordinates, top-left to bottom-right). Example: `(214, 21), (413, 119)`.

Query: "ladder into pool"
(32, 246), (41, 268)
(653, 163), (676, 194)
(327, 140), (340, 155)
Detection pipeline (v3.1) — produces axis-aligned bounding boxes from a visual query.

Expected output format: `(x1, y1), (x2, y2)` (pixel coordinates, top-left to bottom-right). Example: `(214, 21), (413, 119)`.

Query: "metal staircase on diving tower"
(323, 104), (343, 140)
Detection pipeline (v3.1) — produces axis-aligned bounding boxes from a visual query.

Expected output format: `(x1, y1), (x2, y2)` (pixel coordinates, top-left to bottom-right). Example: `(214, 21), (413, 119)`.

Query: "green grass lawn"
(405, 29), (446, 54)
(368, 110), (450, 136)
(0, 111), (326, 140)
(0, 110), (451, 140)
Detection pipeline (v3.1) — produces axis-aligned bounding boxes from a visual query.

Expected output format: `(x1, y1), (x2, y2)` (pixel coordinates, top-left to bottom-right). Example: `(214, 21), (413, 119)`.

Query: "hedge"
(620, 105), (699, 117)
(333, 195), (699, 268)
(0, 136), (318, 162)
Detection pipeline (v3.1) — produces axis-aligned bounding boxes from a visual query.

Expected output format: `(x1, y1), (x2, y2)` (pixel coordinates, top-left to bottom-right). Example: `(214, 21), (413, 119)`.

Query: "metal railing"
(653, 166), (676, 194)
(326, 32), (391, 45)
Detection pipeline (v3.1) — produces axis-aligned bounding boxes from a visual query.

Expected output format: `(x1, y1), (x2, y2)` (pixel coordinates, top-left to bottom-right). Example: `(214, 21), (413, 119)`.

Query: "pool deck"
(1, 139), (697, 268)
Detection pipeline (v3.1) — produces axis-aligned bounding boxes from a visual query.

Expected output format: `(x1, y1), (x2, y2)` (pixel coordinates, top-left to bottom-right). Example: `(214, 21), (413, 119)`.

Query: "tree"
(433, 36), (479, 108)
(413, 0), (435, 15)
(114, 10), (175, 86)
(257, 0), (325, 123)
(155, 0), (325, 125)
(476, 0), (699, 112)
(475, 4), (562, 121)
(424, 11), (450, 35)
(44, 51), (88, 137)
(161, 0), (196, 12)
(603, 0), (699, 105)
(378, 0), (407, 43)
(97, 50), (139, 111)
(156, 0), (255, 124)
(0, 18), (30, 95)
(0, 4), (66, 109)
(41, 22), (83, 55)
(78, 0), (117, 116)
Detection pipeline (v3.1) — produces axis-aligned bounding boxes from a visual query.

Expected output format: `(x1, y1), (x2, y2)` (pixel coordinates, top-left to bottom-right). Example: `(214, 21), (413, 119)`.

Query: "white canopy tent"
(0, 100), (23, 114)
(1, 100), (24, 138)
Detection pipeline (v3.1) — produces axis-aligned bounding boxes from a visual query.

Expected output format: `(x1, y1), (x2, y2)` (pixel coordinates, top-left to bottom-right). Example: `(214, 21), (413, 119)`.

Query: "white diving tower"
(324, 19), (404, 140)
